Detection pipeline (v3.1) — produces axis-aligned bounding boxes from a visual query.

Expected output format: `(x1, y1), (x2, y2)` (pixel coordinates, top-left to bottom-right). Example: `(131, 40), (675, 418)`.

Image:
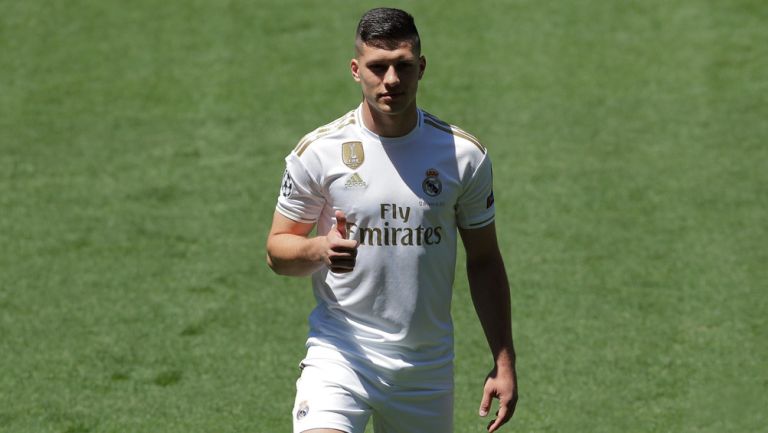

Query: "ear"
(350, 58), (361, 82)
(418, 55), (426, 80)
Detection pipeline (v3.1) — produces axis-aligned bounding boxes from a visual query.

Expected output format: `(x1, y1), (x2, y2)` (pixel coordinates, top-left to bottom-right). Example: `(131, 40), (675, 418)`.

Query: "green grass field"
(1, 1), (766, 432)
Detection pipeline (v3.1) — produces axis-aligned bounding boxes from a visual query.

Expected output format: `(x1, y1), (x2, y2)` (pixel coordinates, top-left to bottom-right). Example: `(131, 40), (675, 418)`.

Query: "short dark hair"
(355, 8), (421, 54)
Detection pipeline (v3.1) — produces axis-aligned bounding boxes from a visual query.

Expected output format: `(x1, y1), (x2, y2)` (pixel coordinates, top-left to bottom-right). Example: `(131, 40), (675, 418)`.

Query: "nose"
(384, 65), (400, 87)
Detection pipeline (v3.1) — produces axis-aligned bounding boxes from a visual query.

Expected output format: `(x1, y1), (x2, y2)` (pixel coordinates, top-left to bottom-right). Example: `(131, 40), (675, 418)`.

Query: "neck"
(360, 101), (419, 138)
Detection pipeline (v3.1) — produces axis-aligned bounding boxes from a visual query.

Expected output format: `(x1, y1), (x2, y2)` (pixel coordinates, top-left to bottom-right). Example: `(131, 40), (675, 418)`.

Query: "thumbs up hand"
(325, 210), (358, 273)
(333, 210), (348, 240)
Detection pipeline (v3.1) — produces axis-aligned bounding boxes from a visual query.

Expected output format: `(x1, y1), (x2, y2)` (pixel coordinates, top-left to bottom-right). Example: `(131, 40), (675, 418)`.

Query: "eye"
(396, 62), (416, 73)
(368, 64), (387, 74)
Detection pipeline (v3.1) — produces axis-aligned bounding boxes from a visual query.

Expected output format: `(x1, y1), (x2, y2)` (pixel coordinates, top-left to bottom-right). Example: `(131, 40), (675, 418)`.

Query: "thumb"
(479, 389), (492, 417)
(334, 210), (347, 239)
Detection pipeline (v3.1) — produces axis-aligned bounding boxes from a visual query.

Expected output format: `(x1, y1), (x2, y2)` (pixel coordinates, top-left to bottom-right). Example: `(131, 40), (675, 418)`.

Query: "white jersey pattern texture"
(277, 105), (495, 384)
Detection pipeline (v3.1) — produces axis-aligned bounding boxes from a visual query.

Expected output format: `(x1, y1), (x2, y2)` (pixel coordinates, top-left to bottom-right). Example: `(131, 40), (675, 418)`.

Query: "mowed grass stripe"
(1, 1), (766, 432)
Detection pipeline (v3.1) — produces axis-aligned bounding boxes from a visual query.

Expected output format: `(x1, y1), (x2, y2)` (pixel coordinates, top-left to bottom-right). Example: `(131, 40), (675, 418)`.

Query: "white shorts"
(292, 355), (453, 433)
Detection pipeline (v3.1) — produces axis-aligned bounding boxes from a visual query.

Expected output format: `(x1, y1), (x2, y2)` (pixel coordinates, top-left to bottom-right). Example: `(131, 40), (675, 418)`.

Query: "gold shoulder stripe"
(424, 117), (486, 154)
(295, 118), (356, 156)
(452, 127), (486, 154)
(294, 133), (312, 153)
(294, 112), (356, 156)
(294, 112), (355, 149)
(452, 125), (480, 144)
(294, 112), (354, 150)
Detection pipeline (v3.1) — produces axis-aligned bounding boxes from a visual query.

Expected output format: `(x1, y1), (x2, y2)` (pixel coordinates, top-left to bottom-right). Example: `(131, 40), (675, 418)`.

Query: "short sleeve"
(456, 153), (495, 229)
(276, 152), (326, 223)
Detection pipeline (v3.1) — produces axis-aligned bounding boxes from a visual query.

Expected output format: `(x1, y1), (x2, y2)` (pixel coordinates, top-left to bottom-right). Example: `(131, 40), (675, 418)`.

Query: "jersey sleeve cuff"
(458, 214), (495, 230)
(275, 204), (318, 224)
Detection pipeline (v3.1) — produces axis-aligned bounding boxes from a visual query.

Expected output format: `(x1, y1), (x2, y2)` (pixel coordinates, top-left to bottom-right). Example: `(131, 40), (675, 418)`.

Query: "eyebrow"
(365, 57), (417, 66)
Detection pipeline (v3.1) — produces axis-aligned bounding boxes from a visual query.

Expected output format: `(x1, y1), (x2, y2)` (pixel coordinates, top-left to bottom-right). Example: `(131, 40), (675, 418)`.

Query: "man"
(266, 8), (517, 433)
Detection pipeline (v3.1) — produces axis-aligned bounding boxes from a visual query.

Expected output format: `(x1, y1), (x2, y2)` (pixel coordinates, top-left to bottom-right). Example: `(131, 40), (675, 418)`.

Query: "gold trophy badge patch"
(342, 141), (365, 169)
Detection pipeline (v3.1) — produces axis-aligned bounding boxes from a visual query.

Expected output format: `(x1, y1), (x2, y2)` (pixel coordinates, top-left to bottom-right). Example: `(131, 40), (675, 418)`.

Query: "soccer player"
(266, 7), (518, 433)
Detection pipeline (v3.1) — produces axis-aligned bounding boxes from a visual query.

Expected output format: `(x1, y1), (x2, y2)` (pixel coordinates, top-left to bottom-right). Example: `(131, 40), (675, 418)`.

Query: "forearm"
(467, 256), (516, 369)
(266, 233), (327, 276)
(460, 224), (519, 429)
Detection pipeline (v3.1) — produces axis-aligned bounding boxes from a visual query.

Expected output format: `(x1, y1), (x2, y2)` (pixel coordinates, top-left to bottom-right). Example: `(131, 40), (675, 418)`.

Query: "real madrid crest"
(342, 141), (365, 169)
(422, 168), (442, 197)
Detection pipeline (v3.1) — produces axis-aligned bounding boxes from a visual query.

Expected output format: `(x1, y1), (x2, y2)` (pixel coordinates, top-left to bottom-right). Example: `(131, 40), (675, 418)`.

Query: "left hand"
(479, 365), (518, 432)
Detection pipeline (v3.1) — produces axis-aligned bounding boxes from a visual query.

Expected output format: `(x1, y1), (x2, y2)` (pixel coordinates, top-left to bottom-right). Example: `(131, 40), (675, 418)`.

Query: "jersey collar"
(355, 104), (424, 144)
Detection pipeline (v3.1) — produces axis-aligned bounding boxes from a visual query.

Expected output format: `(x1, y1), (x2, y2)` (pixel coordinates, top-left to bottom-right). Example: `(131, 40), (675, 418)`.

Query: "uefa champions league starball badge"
(422, 168), (442, 197)
(281, 170), (294, 197)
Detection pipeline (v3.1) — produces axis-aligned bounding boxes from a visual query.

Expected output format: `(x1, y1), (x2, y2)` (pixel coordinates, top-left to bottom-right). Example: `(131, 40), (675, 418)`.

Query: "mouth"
(379, 92), (404, 101)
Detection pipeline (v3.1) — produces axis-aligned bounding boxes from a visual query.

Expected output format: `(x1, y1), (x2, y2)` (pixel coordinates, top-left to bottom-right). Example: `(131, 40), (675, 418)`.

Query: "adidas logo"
(345, 173), (367, 188)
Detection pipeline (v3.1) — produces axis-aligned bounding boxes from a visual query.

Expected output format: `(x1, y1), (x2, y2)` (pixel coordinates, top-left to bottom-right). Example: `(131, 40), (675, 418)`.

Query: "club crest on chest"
(422, 168), (442, 197)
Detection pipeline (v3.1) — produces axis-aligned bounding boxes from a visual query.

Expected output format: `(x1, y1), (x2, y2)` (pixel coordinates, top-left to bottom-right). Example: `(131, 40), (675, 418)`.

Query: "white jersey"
(276, 105), (495, 383)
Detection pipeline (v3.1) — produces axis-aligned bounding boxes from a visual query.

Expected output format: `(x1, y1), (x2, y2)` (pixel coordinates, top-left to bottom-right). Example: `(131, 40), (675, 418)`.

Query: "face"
(350, 41), (426, 116)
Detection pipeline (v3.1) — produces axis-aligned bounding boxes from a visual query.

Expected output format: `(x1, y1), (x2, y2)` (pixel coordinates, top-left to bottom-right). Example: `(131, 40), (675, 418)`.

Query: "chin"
(377, 102), (408, 115)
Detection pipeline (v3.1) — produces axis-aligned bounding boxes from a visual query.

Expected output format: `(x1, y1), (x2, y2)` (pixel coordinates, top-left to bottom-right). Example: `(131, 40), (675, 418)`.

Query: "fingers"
(481, 376), (518, 433)
(334, 210), (347, 239)
(479, 389), (492, 417)
(487, 402), (510, 433)
(329, 262), (355, 273)
(327, 243), (358, 273)
(328, 210), (357, 251)
(328, 210), (357, 273)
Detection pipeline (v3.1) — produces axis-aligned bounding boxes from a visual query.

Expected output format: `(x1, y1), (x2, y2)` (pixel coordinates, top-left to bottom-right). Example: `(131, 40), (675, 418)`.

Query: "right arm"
(266, 210), (358, 277)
